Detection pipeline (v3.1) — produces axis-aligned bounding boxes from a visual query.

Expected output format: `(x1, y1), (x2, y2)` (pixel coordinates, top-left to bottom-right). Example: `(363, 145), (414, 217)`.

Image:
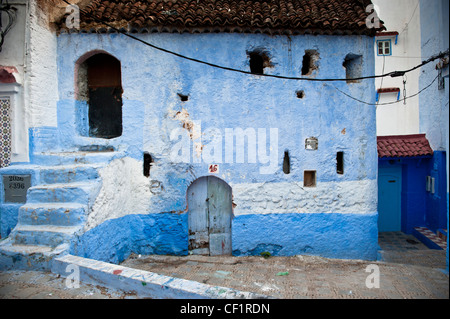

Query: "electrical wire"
(0, 0), (17, 52)
(399, 0), (420, 35)
(329, 74), (439, 106)
(376, 54), (386, 107)
(60, 0), (449, 83)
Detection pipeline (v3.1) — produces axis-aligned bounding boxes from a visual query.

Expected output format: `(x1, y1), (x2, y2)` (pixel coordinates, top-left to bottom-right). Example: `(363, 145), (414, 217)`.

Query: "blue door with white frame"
(378, 166), (402, 232)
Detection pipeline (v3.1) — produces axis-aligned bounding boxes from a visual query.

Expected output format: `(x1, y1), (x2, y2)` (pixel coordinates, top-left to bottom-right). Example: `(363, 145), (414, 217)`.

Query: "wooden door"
(187, 177), (232, 256)
(208, 177), (232, 256)
(378, 167), (402, 232)
(188, 177), (210, 255)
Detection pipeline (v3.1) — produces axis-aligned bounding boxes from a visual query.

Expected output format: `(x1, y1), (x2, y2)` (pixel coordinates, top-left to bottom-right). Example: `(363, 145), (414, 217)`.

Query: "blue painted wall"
(60, 33), (377, 262)
(71, 213), (188, 264)
(425, 151), (447, 233)
(233, 212), (378, 260)
(2, 32), (379, 262)
(419, 0), (449, 271)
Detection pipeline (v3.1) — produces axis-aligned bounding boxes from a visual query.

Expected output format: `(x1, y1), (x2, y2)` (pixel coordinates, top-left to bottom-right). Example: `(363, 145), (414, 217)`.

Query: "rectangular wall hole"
(143, 152), (153, 177)
(304, 170), (316, 187)
(337, 152), (344, 175)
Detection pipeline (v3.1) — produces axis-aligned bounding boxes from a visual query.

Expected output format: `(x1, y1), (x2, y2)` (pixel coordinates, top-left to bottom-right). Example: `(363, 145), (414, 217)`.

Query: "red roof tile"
(60, 0), (385, 35)
(377, 134), (433, 158)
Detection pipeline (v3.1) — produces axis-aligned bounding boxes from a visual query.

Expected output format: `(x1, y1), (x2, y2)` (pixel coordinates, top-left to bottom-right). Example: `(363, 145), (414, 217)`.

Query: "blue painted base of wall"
(73, 211), (378, 264)
(70, 213), (188, 264)
(232, 212), (379, 261)
(0, 204), (20, 239)
(426, 151), (447, 233)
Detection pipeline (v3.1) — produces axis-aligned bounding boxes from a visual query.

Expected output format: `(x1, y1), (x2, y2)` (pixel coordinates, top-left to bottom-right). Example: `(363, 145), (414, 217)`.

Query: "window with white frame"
(377, 40), (392, 56)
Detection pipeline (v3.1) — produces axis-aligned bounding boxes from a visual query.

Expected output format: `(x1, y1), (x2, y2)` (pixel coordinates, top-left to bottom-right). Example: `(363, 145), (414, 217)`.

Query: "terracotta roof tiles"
(59, 0), (384, 35)
(377, 134), (434, 158)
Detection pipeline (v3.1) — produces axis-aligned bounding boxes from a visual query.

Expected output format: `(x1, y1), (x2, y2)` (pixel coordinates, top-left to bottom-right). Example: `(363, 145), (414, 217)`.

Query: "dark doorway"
(86, 54), (123, 139)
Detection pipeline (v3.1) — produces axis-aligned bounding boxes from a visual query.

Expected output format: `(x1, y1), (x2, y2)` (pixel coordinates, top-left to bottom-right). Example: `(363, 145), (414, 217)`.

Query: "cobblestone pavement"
(0, 232), (448, 299)
(0, 269), (136, 299)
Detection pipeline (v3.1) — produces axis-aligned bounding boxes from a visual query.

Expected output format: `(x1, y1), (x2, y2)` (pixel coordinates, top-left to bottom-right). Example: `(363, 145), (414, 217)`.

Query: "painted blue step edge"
(0, 239), (69, 271)
(26, 182), (101, 205)
(52, 254), (271, 299)
(412, 228), (443, 250)
(18, 203), (87, 227)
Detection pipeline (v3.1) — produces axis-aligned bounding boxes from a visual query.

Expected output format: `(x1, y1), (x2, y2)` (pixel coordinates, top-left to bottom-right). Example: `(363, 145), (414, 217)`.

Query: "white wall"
(25, 0), (59, 129)
(0, 0), (59, 164)
(0, 0), (29, 163)
(373, 0), (422, 136)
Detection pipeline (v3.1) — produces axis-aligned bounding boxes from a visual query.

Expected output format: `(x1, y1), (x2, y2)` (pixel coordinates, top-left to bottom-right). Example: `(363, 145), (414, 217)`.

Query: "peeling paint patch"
(170, 108), (203, 158)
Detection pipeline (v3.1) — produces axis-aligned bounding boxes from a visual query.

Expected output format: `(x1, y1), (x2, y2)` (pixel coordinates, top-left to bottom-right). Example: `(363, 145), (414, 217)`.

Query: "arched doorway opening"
(76, 52), (123, 139)
(187, 176), (232, 256)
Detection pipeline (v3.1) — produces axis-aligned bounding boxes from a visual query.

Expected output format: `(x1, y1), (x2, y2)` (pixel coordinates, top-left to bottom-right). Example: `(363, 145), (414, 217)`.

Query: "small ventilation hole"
(178, 93), (189, 102)
(283, 151), (291, 174)
(143, 152), (153, 177)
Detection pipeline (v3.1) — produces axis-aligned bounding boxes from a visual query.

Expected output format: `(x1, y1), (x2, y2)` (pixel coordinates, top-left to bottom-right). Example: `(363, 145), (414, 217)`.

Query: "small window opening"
(301, 50), (319, 76)
(283, 151), (291, 174)
(343, 54), (363, 83)
(143, 152), (153, 177)
(178, 93), (189, 102)
(248, 50), (271, 75)
(337, 152), (344, 175)
(296, 90), (305, 99)
(249, 52), (264, 74)
(377, 40), (391, 56)
(304, 170), (316, 187)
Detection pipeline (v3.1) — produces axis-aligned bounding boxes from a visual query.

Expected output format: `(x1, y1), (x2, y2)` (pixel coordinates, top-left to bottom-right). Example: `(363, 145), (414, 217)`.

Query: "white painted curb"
(52, 254), (271, 299)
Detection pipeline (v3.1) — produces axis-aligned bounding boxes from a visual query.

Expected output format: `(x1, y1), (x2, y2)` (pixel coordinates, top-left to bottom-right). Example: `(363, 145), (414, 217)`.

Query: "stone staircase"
(0, 151), (122, 270)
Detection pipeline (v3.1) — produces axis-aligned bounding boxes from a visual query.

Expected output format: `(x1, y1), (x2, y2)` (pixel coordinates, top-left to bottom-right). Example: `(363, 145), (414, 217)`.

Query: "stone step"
(18, 203), (87, 226)
(27, 181), (100, 205)
(10, 225), (82, 248)
(413, 227), (447, 250)
(33, 151), (123, 166)
(38, 164), (101, 184)
(0, 238), (69, 270)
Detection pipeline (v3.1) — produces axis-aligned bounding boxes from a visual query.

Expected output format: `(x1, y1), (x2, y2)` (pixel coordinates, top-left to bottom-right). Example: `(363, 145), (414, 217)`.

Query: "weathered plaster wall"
(26, 0), (59, 129)
(419, 0), (449, 271)
(86, 157), (152, 230)
(54, 32), (378, 262)
(373, 0), (422, 136)
(419, 0), (449, 151)
(0, 1), (29, 164)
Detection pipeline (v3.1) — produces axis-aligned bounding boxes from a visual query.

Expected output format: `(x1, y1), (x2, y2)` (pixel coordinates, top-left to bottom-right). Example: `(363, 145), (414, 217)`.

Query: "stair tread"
(38, 151), (117, 155)
(21, 202), (88, 209)
(1, 244), (54, 254)
(15, 225), (82, 233)
(29, 181), (98, 189)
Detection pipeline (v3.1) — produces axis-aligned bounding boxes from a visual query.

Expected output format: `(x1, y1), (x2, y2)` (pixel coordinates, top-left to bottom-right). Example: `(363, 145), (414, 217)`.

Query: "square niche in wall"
(304, 170), (316, 187)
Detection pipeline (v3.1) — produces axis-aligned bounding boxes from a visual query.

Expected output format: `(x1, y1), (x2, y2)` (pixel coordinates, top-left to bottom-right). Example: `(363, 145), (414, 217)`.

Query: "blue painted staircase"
(0, 151), (122, 270)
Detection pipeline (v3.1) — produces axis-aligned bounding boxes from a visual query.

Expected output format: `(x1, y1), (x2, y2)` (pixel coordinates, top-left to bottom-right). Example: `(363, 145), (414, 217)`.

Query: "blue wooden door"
(187, 177), (232, 256)
(378, 167), (402, 232)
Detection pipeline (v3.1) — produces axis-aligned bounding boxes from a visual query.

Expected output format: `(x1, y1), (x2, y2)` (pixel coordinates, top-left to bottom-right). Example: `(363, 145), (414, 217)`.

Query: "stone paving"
(0, 269), (134, 299)
(0, 232), (448, 299)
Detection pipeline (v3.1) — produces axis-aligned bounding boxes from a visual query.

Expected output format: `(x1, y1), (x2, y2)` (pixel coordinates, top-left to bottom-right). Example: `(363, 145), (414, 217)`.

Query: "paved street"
(0, 232), (448, 299)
